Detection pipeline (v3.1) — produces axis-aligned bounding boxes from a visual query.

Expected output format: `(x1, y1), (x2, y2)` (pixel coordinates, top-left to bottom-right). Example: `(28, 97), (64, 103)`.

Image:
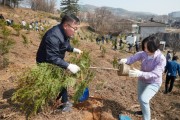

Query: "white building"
(138, 22), (166, 39)
(169, 11), (180, 18)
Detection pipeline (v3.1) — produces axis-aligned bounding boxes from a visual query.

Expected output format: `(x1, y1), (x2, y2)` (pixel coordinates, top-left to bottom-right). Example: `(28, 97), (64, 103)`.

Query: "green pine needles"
(11, 51), (94, 117)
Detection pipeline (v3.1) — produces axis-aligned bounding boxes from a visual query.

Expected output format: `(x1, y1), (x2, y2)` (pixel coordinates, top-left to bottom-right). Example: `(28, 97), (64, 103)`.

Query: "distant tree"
(29, 0), (56, 13)
(167, 34), (180, 56)
(60, 0), (79, 15)
(1, 0), (23, 8)
(87, 7), (118, 34)
(155, 33), (180, 56)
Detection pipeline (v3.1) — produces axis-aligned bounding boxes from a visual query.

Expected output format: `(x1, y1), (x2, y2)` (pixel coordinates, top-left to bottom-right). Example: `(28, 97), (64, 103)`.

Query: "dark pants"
(56, 88), (68, 103)
(165, 75), (176, 93)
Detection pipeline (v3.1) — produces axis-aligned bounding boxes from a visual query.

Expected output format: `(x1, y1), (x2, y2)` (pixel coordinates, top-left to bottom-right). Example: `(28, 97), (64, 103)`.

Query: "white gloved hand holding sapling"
(67, 64), (80, 74)
(73, 48), (83, 54)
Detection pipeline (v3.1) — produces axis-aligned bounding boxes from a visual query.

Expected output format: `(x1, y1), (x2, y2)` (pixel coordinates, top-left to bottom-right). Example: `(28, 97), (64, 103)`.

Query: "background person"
(166, 50), (172, 61)
(119, 35), (166, 120)
(164, 56), (180, 94)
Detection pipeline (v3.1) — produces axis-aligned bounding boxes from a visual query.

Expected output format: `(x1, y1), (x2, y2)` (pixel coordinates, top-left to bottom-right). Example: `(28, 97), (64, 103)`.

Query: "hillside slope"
(0, 7), (180, 120)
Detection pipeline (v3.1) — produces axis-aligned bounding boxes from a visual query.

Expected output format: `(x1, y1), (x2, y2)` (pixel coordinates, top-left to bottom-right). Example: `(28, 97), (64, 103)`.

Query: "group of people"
(0, 14), (13, 26)
(36, 13), (179, 120)
(23, 20), (46, 31)
(0, 13), (46, 31)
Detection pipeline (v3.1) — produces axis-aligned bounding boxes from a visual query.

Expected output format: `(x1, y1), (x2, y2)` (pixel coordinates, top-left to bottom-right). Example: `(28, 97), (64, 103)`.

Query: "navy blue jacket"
(165, 60), (180, 77)
(36, 24), (74, 69)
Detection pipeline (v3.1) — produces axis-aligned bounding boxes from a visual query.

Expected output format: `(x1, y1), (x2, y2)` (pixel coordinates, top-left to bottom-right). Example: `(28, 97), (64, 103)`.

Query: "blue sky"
(57, 0), (180, 15)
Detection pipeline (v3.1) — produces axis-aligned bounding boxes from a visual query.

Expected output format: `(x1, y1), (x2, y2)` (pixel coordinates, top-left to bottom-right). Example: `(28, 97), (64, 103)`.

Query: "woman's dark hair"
(61, 13), (80, 24)
(142, 35), (160, 53)
(172, 56), (178, 60)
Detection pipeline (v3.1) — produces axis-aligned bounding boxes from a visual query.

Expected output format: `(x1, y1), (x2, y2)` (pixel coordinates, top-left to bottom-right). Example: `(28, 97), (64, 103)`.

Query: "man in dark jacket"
(164, 56), (180, 94)
(36, 13), (82, 112)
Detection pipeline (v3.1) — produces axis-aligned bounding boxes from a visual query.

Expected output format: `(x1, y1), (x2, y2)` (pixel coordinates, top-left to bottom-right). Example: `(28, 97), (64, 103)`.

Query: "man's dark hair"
(172, 56), (178, 61)
(61, 13), (80, 24)
(142, 35), (160, 53)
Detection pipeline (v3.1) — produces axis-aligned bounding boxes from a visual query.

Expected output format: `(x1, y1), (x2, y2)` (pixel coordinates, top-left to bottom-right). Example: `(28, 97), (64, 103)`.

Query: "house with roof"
(132, 21), (167, 50)
(137, 21), (166, 39)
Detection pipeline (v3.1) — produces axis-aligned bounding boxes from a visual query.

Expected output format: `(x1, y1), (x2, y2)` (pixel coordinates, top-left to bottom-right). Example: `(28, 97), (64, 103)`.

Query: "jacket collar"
(59, 24), (69, 41)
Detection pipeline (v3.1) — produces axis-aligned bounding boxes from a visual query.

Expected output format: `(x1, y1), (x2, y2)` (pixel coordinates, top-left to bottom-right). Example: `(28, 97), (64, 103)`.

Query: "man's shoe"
(64, 101), (73, 107)
(62, 101), (73, 112)
(134, 111), (143, 116)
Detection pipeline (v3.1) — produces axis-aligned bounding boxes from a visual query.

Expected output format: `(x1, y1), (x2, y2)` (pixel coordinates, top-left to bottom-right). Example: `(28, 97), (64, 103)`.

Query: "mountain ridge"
(79, 4), (157, 18)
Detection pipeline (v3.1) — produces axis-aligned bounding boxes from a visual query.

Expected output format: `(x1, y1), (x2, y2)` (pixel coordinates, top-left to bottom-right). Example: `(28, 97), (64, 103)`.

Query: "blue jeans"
(138, 80), (160, 120)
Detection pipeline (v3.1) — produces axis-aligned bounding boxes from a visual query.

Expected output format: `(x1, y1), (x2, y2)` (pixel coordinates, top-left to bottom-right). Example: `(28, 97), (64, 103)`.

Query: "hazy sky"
(57, 0), (180, 15)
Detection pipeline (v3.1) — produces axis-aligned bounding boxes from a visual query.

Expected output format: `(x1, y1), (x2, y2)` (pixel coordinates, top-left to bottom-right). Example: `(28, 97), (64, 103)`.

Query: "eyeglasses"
(67, 24), (78, 31)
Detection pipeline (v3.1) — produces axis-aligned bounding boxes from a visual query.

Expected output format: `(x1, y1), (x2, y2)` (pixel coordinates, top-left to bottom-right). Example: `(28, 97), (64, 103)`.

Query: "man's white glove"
(129, 68), (142, 77)
(67, 64), (80, 74)
(118, 58), (127, 64)
(73, 48), (83, 54)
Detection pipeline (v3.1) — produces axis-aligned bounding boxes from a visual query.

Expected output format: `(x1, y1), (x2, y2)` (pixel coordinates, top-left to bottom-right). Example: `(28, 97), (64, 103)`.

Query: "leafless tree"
(1, 0), (23, 8)
(29, 0), (56, 13)
(155, 33), (180, 56)
(87, 7), (115, 34)
(86, 7), (132, 34)
(167, 33), (180, 56)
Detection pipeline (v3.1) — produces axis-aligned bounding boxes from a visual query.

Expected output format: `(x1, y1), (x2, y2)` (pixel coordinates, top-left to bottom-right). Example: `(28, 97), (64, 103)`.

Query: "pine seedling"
(100, 45), (106, 57)
(22, 34), (29, 46)
(2, 26), (11, 39)
(12, 24), (21, 36)
(12, 52), (94, 117)
(69, 51), (94, 103)
(112, 56), (118, 68)
(12, 63), (67, 117)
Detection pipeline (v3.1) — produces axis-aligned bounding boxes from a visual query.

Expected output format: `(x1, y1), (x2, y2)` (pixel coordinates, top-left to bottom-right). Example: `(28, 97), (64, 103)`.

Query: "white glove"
(67, 64), (80, 74)
(118, 58), (127, 64)
(129, 68), (142, 77)
(73, 48), (83, 54)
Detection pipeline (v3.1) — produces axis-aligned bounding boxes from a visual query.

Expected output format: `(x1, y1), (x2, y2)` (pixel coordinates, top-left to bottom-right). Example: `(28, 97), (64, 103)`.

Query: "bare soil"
(0, 7), (180, 120)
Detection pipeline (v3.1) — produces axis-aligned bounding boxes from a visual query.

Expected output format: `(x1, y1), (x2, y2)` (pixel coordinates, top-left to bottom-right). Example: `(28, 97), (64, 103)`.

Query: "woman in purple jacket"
(119, 35), (166, 120)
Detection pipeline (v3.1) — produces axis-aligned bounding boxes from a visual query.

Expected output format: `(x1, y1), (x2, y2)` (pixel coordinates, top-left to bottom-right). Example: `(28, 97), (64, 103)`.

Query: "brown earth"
(0, 7), (180, 120)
